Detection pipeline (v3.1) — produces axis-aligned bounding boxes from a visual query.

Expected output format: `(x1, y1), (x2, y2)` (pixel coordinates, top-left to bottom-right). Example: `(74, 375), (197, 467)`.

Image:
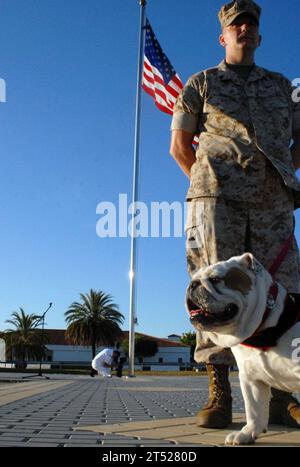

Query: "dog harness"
(241, 232), (300, 351)
(241, 289), (300, 351)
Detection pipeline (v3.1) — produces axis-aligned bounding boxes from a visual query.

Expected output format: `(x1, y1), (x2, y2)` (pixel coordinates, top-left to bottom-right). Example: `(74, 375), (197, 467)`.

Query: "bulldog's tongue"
(189, 309), (209, 318)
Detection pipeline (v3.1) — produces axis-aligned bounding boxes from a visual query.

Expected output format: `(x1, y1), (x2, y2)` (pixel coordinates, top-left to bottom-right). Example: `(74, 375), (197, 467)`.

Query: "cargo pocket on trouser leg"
(185, 200), (208, 277)
(186, 226), (204, 277)
(185, 199), (236, 366)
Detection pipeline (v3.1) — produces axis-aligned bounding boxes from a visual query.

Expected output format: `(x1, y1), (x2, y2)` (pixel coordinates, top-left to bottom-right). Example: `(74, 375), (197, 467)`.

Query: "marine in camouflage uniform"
(178, 61), (300, 366)
(170, 0), (300, 428)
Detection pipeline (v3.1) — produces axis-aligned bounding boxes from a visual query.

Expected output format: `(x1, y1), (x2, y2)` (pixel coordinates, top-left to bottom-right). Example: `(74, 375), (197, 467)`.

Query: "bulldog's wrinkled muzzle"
(186, 279), (239, 327)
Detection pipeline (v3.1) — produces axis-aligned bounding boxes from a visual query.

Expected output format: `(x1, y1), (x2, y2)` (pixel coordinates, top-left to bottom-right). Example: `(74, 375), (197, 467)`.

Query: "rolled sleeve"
(171, 111), (199, 133)
(171, 75), (204, 134)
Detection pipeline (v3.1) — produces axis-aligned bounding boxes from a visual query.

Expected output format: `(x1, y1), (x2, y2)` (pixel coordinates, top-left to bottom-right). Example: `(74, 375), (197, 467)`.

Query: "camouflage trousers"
(185, 192), (300, 366)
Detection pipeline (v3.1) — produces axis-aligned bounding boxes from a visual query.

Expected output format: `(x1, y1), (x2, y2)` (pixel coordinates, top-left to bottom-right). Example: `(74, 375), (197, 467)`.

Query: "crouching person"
(90, 348), (120, 378)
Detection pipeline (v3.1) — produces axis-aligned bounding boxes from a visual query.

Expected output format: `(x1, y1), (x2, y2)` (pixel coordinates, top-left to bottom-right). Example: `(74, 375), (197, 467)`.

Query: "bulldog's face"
(186, 253), (260, 332)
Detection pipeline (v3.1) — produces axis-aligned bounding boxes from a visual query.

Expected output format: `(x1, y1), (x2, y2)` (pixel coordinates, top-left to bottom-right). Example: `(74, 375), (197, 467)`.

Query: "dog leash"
(254, 231), (294, 334)
(268, 232), (294, 279)
(241, 231), (296, 351)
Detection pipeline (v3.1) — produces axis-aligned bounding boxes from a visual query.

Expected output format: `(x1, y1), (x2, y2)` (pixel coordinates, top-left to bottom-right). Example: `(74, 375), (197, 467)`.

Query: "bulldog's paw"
(225, 430), (257, 446)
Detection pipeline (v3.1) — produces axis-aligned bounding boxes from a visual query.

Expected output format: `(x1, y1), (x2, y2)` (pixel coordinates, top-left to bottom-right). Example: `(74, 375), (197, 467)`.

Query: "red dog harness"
(241, 233), (300, 351)
(241, 291), (300, 351)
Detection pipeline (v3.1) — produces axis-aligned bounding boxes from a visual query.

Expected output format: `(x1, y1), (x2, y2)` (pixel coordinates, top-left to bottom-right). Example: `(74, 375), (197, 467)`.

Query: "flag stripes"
(142, 19), (199, 145)
(142, 20), (184, 115)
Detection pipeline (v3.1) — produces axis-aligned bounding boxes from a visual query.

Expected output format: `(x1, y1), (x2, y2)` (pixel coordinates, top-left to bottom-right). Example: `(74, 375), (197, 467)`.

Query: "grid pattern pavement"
(0, 374), (245, 447)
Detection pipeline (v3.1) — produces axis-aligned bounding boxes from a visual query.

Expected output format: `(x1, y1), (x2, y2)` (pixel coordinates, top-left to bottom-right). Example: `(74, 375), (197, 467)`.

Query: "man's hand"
(170, 130), (196, 178)
(291, 130), (300, 171)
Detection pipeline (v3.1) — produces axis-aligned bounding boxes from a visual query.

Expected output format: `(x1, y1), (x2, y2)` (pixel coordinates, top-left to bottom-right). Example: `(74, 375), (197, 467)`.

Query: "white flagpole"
(128, 0), (147, 378)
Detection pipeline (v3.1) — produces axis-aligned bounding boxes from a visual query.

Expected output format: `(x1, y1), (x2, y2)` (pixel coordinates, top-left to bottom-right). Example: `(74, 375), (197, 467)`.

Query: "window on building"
(178, 358), (183, 364)
(159, 358), (163, 363)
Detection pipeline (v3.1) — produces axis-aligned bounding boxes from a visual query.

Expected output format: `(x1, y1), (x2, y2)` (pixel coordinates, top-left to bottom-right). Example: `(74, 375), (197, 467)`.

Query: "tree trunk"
(92, 340), (96, 359)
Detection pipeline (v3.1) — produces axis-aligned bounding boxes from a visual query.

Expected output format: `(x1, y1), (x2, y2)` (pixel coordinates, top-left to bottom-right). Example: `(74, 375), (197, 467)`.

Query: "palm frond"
(65, 290), (124, 354)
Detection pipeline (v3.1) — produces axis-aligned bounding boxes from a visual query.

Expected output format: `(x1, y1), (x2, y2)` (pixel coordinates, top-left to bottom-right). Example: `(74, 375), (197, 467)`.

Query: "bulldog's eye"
(210, 277), (221, 285)
(190, 279), (201, 292)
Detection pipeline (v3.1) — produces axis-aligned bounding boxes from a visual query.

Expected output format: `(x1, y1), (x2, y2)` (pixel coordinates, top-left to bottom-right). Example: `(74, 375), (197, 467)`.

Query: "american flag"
(142, 19), (184, 115)
(142, 20), (199, 145)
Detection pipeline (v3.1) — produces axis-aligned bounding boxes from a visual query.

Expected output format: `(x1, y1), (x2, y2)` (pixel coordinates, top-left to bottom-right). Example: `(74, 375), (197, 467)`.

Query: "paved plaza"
(0, 372), (299, 447)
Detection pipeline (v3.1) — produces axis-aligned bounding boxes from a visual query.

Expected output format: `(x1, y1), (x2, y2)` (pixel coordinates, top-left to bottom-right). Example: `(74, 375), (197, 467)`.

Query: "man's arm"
(170, 130), (196, 179)
(102, 362), (111, 368)
(291, 130), (300, 171)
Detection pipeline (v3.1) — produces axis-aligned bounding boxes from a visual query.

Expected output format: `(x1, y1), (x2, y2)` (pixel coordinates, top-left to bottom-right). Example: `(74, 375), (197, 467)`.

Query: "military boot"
(196, 363), (232, 428)
(269, 388), (300, 427)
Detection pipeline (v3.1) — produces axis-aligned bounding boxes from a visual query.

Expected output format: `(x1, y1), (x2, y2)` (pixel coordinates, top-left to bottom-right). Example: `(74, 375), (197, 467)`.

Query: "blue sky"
(0, 0), (300, 339)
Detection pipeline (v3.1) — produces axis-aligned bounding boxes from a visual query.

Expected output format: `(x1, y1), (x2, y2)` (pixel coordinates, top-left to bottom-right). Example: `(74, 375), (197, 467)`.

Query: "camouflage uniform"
(171, 60), (300, 365)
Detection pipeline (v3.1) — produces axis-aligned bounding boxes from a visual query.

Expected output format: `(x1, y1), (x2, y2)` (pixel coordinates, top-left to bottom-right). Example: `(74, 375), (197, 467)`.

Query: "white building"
(43, 329), (191, 370)
(0, 339), (5, 361)
(167, 334), (182, 343)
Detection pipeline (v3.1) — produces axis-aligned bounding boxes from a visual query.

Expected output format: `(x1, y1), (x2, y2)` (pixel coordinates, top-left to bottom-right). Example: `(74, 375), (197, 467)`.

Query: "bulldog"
(186, 253), (300, 445)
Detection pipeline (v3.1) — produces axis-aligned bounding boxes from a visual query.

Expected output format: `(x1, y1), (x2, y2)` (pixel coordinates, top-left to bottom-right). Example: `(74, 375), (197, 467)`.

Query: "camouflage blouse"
(171, 60), (300, 208)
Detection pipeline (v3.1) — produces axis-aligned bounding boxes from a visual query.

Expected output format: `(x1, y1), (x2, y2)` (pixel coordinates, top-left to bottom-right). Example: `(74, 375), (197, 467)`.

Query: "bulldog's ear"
(239, 253), (255, 271)
(238, 253), (265, 277)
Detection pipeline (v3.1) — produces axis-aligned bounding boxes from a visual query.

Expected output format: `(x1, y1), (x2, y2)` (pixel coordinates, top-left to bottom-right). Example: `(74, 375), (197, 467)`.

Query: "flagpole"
(128, 0), (147, 378)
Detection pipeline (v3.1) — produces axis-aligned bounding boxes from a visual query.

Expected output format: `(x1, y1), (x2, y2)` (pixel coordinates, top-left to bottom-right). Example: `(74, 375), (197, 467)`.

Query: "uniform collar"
(217, 59), (268, 84)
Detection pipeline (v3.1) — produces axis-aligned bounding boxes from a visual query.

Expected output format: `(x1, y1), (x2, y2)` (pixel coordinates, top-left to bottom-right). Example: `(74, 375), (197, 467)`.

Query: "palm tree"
(65, 289), (124, 358)
(4, 308), (43, 367)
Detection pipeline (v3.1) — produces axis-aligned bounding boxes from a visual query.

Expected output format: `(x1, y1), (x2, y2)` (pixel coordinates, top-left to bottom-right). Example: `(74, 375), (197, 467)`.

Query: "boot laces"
(211, 374), (224, 402)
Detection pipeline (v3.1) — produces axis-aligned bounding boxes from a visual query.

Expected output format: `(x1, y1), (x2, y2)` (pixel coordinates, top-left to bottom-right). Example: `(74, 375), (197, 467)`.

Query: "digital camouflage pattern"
(185, 172), (300, 363)
(172, 60), (300, 207)
(218, 0), (261, 29)
(172, 60), (300, 365)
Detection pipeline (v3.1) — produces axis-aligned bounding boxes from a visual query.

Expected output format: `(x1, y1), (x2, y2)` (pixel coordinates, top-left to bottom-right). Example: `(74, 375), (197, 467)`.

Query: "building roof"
(44, 329), (189, 348)
(122, 332), (189, 348)
(45, 329), (70, 345)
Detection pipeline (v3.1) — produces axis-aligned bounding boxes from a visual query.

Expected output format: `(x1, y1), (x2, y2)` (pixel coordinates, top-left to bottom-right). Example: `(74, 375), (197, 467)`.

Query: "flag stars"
(144, 20), (176, 84)
(143, 20), (183, 114)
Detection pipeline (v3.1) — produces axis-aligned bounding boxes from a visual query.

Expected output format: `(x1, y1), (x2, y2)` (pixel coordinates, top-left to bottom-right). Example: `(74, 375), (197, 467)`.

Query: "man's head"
(218, 1), (262, 60)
